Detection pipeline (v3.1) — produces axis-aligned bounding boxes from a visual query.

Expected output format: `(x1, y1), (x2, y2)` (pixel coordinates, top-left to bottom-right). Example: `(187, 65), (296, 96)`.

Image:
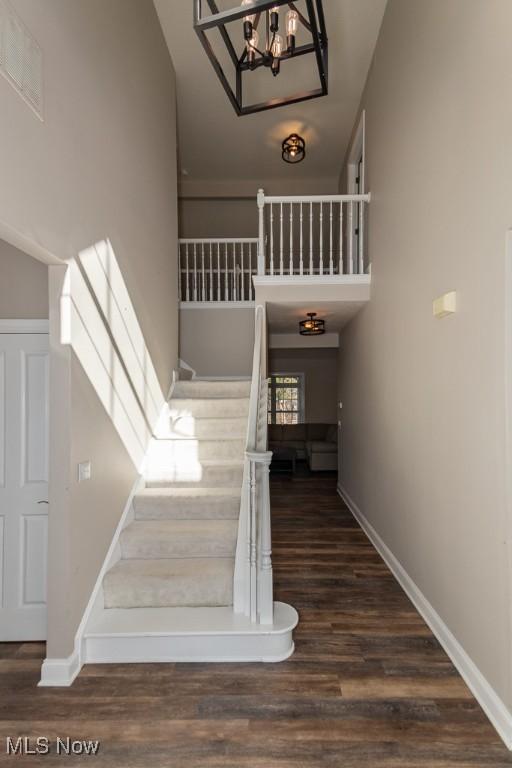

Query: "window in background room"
(268, 373), (305, 424)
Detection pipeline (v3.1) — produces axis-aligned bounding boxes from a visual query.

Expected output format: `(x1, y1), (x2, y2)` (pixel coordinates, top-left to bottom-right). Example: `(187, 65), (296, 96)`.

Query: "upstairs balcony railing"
(178, 238), (258, 303)
(257, 190), (371, 278)
(178, 189), (370, 303)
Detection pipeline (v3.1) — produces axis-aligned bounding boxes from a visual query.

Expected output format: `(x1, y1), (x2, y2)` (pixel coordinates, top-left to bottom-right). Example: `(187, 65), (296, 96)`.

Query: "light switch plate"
(433, 291), (456, 318)
(78, 461), (91, 482)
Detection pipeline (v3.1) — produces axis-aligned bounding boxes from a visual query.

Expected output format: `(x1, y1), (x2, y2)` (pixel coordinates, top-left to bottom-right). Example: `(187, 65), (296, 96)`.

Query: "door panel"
(0, 333), (48, 641)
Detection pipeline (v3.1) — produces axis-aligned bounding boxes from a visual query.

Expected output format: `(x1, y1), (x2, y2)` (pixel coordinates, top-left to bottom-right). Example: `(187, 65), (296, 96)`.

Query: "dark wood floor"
(1, 474), (511, 766)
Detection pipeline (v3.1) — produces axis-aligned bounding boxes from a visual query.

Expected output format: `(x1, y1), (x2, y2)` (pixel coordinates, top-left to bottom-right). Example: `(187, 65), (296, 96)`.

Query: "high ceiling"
(154, 0), (387, 191)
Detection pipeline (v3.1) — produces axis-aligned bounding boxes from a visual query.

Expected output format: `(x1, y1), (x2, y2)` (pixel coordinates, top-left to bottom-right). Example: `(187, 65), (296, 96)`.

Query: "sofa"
(268, 423), (338, 471)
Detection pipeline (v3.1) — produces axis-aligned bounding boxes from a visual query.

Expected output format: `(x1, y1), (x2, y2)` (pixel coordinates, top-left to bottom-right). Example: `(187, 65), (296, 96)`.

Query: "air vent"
(0, 0), (43, 119)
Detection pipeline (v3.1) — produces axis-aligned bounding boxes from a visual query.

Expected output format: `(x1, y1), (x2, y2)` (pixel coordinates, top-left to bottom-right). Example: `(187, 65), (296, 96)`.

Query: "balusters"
(249, 460), (257, 624)
(309, 202), (313, 275)
(185, 244), (190, 301)
(209, 243), (213, 301)
(329, 201), (334, 275)
(279, 202), (284, 275)
(270, 203), (274, 275)
(289, 203), (293, 275)
(224, 243), (228, 300)
(299, 202), (303, 275)
(319, 202), (323, 275)
(348, 202), (354, 274)
(201, 243), (205, 301)
(233, 243), (237, 301)
(217, 243), (221, 301)
(339, 202), (344, 275)
(359, 200), (364, 274)
(193, 243), (197, 301)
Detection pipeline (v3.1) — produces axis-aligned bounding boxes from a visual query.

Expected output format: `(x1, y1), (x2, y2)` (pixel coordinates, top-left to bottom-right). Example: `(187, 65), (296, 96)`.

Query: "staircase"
(82, 377), (298, 664)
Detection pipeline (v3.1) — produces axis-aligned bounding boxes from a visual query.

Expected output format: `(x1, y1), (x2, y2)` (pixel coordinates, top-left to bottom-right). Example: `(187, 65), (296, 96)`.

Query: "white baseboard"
(337, 484), (512, 751)
(39, 474), (144, 687)
(39, 651), (80, 687)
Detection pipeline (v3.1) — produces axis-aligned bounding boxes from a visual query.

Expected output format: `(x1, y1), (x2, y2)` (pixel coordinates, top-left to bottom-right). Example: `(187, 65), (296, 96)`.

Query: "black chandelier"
(193, 0), (328, 116)
(299, 312), (325, 335)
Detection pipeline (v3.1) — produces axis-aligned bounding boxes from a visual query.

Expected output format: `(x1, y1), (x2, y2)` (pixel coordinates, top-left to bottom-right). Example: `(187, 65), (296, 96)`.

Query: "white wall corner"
(39, 473), (144, 687)
(39, 652), (81, 687)
(337, 484), (512, 751)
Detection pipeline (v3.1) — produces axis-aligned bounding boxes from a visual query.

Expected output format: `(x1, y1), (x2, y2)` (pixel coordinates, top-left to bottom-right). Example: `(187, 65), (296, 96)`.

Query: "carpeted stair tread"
(168, 397), (249, 418)
(120, 519), (238, 559)
(145, 460), (244, 488)
(172, 380), (251, 399)
(103, 557), (234, 608)
(134, 487), (241, 520)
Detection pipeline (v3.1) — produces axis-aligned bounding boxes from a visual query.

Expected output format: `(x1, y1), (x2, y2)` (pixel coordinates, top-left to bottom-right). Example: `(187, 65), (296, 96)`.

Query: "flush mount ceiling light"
(193, 0), (328, 116)
(282, 133), (305, 163)
(299, 312), (325, 335)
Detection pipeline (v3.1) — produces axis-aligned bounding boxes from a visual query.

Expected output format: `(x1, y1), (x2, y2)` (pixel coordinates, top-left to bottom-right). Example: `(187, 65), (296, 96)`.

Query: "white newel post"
(257, 188), (265, 275)
(257, 451), (274, 625)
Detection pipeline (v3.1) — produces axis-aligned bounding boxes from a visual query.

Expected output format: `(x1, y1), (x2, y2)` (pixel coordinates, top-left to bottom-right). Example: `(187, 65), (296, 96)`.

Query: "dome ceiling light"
(193, 0), (328, 116)
(282, 133), (305, 163)
(299, 312), (325, 335)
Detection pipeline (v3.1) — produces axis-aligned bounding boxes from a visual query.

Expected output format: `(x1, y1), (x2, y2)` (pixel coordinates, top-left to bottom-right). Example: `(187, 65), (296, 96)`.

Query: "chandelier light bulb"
(286, 9), (298, 51)
(246, 28), (259, 68)
(241, 0), (256, 25)
(271, 33), (283, 58)
(286, 9), (298, 35)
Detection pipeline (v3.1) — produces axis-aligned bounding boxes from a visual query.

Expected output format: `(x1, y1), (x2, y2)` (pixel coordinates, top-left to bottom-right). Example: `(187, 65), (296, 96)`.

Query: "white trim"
(194, 375), (252, 381)
(504, 229), (512, 703)
(180, 301), (255, 309)
(39, 474), (144, 686)
(263, 193), (371, 204)
(39, 652), (81, 687)
(269, 332), (340, 349)
(179, 238), (259, 244)
(83, 602), (298, 664)
(337, 484), (512, 751)
(0, 319), (49, 333)
(252, 275), (371, 287)
(347, 110), (366, 192)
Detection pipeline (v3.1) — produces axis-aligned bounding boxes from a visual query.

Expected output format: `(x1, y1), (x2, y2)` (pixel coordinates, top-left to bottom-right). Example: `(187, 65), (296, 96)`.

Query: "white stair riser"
(169, 399), (249, 418)
(146, 439), (245, 464)
(84, 633), (295, 664)
(166, 416), (247, 439)
(134, 494), (240, 520)
(145, 464), (243, 488)
(173, 380), (251, 399)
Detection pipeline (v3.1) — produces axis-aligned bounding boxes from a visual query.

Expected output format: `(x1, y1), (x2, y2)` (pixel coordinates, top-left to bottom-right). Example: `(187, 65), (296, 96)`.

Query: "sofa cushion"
(325, 424), (337, 443)
(307, 440), (337, 454)
(306, 423), (328, 440)
(280, 423), (307, 441)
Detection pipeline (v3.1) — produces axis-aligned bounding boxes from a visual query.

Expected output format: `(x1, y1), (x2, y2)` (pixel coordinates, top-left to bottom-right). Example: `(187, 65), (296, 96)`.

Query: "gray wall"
(0, 239), (48, 318)
(338, 0), (512, 712)
(179, 198), (257, 239)
(270, 348), (337, 423)
(180, 307), (254, 377)
(0, 0), (178, 658)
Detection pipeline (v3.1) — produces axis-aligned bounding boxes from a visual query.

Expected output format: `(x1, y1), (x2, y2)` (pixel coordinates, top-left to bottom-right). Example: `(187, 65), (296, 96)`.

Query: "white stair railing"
(234, 304), (273, 624)
(257, 190), (371, 276)
(178, 238), (259, 302)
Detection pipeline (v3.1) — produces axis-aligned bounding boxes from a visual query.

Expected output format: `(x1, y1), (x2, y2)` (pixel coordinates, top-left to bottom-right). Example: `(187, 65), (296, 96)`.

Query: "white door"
(0, 333), (49, 640)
